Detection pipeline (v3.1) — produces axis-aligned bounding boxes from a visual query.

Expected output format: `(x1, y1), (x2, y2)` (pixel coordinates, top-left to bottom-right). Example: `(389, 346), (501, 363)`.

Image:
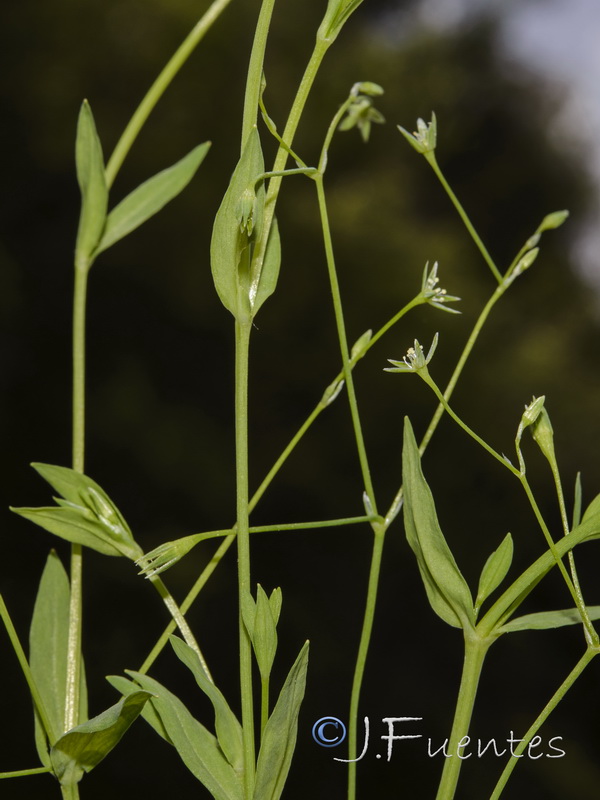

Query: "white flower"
(385, 333), (439, 374)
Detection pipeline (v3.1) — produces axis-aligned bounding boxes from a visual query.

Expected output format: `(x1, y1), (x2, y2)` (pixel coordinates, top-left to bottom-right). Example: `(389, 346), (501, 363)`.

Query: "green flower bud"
(531, 406), (556, 463)
(539, 209), (569, 232)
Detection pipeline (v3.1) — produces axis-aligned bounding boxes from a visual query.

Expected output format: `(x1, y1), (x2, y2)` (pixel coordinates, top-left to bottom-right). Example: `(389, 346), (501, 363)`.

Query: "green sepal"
(474, 533), (513, 614)
(11, 463), (142, 560)
(402, 418), (475, 630)
(169, 636), (243, 774)
(498, 606), (600, 635)
(210, 127), (271, 321)
(50, 691), (152, 786)
(30, 551), (88, 766)
(106, 675), (171, 744)
(254, 640), (309, 800)
(124, 671), (244, 800)
(74, 100), (108, 270)
(97, 142), (211, 254)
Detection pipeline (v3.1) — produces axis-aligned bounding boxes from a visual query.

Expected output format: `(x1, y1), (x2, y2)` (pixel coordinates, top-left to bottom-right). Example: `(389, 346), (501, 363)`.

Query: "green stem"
(346, 528), (385, 799)
(149, 576), (213, 681)
(253, 38), (330, 277)
(549, 458), (592, 641)
(65, 265), (88, 735)
(315, 175), (376, 507)
(435, 632), (490, 800)
(235, 320), (255, 800)
(241, 0), (278, 150)
(105, 0), (235, 187)
(425, 152), (503, 284)
(489, 646), (598, 800)
(0, 767), (52, 779)
(60, 783), (80, 800)
(0, 594), (56, 744)
(260, 677), (269, 739)
(139, 534), (235, 674)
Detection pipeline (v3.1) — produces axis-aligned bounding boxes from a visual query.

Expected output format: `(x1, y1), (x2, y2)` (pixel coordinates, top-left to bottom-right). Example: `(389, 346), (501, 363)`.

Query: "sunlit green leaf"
(74, 100), (108, 269)
(125, 671), (243, 800)
(169, 636), (243, 773)
(498, 606), (600, 634)
(97, 142), (210, 253)
(50, 691), (152, 785)
(402, 418), (474, 630)
(254, 641), (309, 800)
(475, 533), (513, 614)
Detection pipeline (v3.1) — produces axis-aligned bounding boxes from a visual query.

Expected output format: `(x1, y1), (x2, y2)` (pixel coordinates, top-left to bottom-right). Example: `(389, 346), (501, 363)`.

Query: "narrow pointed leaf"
(50, 691), (152, 785)
(498, 606), (600, 634)
(11, 464), (142, 560)
(12, 506), (136, 558)
(30, 551), (69, 765)
(253, 640), (309, 800)
(170, 636), (243, 773)
(269, 587), (282, 626)
(97, 142), (211, 253)
(402, 418), (474, 629)
(126, 671), (243, 800)
(106, 675), (171, 743)
(475, 533), (513, 613)
(75, 100), (108, 268)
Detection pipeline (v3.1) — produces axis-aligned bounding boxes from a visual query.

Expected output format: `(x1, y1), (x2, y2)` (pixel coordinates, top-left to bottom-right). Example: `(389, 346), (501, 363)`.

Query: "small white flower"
(421, 261), (460, 314)
(385, 333), (439, 373)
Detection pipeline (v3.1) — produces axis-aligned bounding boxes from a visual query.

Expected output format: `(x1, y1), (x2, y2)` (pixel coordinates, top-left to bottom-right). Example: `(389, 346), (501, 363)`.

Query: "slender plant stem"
(435, 633), (490, 800)
(65, 265), (88, 738)
(241, 0), (277, 150)
(149, 576), (213, 680)
(105, 0), (235, 187)
(139, 534), (235, 674)
(489, 646), (598, 800)
(0, 594), (56, 744)
(548, 458), (591, 641)
(346, 530), (385, 799)
(0, 767), (52, 780)
(235, 320), (255, 800)
(260, 677), (269, 738)
(425, 152), (502, 284)
(314, 175), (376, 507)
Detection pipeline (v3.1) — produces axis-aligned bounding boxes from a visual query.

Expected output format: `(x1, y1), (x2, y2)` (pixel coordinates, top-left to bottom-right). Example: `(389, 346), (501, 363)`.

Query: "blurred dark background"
(2, 0), (600, 797)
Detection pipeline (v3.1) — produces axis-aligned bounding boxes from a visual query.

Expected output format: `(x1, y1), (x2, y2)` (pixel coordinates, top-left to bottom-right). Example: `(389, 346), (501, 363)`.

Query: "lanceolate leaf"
(97, 142), (211, 254)
(106, 675), (171, 744)
(254, 640), (309, 800)
(30, 551), (69, 765)
(475, 533), (513, 614)
(498, 606), (600, 634)
(75, 100), (108, 269)
(402, 418), (474, 630)
(50, 691), (152, 785)
(11, 464), (142, 560)
(170, 636), (243, 773)
(126, 671), (244, 800)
